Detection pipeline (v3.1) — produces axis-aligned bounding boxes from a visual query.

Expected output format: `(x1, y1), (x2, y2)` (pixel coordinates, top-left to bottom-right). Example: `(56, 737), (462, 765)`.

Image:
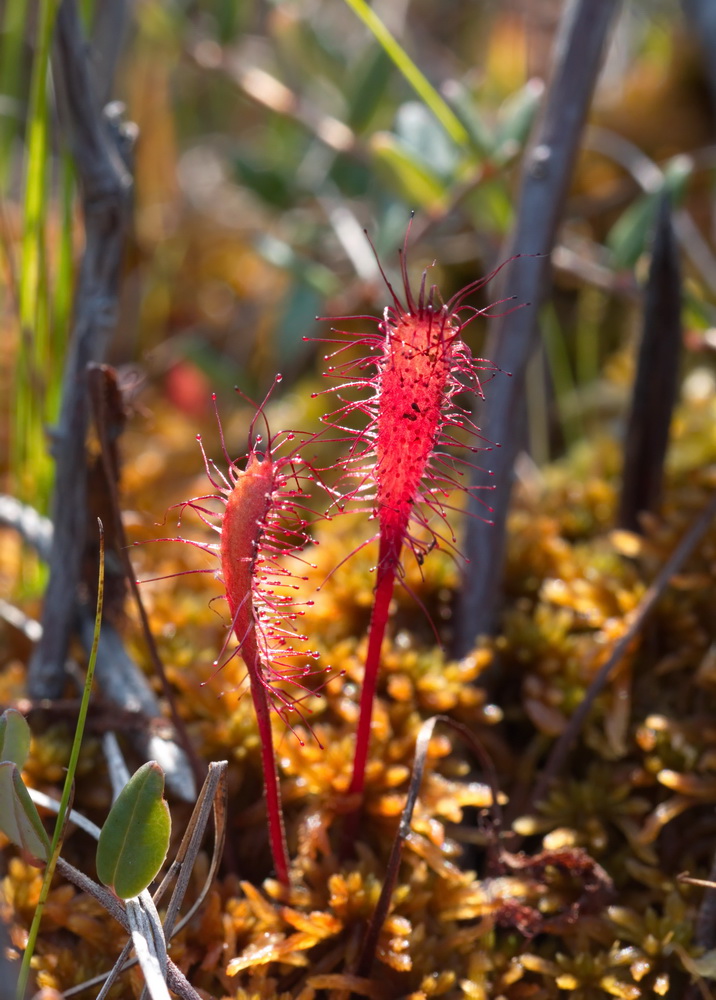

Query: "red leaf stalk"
(167, 379), (321, 884)
(317, 232), (507, 801)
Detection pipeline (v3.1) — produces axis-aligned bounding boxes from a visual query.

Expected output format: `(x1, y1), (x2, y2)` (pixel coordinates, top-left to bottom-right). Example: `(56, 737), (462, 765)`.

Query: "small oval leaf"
(607, 155), (693, 270)
(0, 761), (49, 863)
(96, 761), (171, 899)
(0, 708), (31, 767)
(607, 192), (659, 270)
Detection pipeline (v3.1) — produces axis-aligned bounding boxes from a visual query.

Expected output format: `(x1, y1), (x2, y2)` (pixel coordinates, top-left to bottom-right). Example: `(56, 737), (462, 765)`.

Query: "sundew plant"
(313, 232), (510, 805)
(157, 380), (326, 884)
(169, 232), (507, 880)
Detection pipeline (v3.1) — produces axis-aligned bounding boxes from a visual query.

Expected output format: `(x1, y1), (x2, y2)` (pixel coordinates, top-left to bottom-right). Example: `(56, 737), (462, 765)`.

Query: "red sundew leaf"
(162, 379), (326, 885)
(315, 222), (509, 803)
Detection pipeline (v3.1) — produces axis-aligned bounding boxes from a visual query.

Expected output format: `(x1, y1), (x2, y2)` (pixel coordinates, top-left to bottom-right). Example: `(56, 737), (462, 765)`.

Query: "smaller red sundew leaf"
(147, 378), (329, 884)
(142, 382), (327, 728)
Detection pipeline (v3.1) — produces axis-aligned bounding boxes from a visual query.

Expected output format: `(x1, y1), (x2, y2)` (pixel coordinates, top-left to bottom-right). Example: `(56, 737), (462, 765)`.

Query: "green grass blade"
(0, 0), (27, 191)
(541, 303), (584, 452)
(50, 150), (76, 421)
(525, 343), (549, 467)
(575, 286), (605, 388)
(16, 520), (105, 1000)
(14, 0), (59, 508)
(341, 0), (471, 149)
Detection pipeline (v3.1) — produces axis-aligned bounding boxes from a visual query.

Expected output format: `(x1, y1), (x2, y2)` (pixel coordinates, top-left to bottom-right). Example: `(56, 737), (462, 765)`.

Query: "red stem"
(348, 535), (399, 798)
(244, 633), (290, 885)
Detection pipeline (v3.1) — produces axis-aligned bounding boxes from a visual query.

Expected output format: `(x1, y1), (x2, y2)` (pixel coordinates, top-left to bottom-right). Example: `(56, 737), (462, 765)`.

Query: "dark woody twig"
(682, 0), (716, 122)
(28, 0), (132, 698)
(77, 613), (197, 801)
(618, 194), (682, 531)
(678, 1), (716, 967)
(89, 3), (131, 108)
(0, 494), (196, 801)
(456, 0), (622, 651)
(87, 364), (205, 795)
(11, 48), (192, 779)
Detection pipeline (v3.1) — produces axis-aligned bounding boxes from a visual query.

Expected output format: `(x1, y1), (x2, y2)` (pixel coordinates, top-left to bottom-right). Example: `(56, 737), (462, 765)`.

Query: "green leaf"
(254, 234), (337, 295)
(232, 152), (294, 209)
(96, 762), (171, 899)
(663, 153), (693, 199)
(437, 79), (493, 157)
(347, 46), (392, 132)
(607, 191), (660, 271)
(216, 0), (252, 42)
(465, 176), (514, 235)
(0, 761), (49, 863)
(341, 0), (471, 148)
(607, 155), (693, 270)
(0, 708), (31, 767)
(370, 131), (447, 210)
(395, 102), (459, 178)
(328, 153), (371, 197)
(494, 79), (544, 160)
(275, 279), (322, 368)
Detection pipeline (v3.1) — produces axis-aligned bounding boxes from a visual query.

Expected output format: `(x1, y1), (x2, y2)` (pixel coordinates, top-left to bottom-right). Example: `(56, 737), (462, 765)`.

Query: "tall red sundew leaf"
(314, 232), (511, 802)
(151, 378), (323, 884)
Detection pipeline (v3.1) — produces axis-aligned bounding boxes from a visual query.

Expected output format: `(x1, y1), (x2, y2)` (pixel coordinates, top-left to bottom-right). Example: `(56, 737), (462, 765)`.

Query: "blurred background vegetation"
(3, 0), (716, 515)
(5, 3), (716, 996)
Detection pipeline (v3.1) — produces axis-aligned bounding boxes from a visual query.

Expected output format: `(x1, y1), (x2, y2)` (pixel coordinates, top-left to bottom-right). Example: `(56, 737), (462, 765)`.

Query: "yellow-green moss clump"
(3, 385), (716, 999)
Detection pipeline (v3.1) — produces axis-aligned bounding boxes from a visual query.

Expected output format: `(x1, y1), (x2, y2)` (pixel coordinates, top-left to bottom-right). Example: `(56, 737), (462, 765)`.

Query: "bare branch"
(28, 0), (132, 697)
(682, 0), (716, 122)
(90, 2), (132, 107)
(54, 859), (204, 1000)
(456, 0), (622, 651)
(618, 195), (682, 530)
(0, 494), (196, 801)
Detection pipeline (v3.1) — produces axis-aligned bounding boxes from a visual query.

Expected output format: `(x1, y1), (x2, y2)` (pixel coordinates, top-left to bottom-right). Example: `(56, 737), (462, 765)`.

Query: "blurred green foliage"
(2, 0), (716, 501)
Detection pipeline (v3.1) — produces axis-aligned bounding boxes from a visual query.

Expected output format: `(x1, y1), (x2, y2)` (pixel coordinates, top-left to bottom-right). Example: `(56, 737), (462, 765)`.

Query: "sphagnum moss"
(6, 384), (716, 998)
